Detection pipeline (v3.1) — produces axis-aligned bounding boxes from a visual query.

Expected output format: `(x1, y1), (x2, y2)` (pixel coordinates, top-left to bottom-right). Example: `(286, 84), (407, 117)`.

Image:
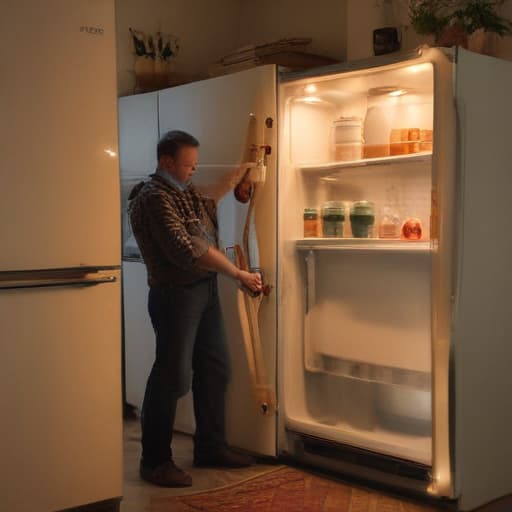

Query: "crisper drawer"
(303, 249), (431, 374)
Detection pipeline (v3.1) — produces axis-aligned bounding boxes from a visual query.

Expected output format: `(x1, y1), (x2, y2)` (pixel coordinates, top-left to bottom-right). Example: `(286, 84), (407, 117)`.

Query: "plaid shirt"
(128, 174), (218, 287)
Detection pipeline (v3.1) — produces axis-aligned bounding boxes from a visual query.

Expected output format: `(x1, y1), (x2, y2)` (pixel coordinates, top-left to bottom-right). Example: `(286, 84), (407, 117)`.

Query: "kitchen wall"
(115, 0), (349, 96)
(346, 0), (512, 62)
(116, 0), (512, 96)
(235, 0), (348, 62)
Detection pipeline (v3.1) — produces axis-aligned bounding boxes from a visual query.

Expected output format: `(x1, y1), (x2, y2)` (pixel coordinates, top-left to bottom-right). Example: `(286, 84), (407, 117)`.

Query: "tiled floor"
(121, 419), (511, 512)
(121, 419), (281, 512)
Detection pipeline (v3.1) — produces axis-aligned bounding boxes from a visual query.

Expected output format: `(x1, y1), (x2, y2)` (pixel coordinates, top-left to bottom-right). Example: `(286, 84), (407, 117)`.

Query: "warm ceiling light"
(304, 84), (317, 94)
(104, 149), (117, 157)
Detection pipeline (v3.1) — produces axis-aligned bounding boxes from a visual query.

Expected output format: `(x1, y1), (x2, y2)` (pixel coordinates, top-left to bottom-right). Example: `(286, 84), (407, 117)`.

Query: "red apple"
(401, 218), (422, 240)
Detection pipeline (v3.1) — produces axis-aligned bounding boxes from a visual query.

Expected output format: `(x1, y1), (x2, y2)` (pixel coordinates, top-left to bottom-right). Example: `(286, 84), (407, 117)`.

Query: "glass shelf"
(296, 238), (431, 253)
(299, 151), (432, 173)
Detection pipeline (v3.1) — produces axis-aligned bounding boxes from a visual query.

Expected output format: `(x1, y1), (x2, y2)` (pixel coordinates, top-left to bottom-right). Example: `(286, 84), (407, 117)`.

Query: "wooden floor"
(121, 419), (512, 512)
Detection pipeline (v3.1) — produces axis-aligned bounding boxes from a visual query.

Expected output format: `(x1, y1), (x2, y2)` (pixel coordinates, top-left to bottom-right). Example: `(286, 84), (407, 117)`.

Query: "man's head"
(157, 130), (199, 184)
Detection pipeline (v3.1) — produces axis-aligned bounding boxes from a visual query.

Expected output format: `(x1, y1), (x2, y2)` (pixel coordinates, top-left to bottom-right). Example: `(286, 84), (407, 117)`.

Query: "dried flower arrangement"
(129, 28), (180, 92)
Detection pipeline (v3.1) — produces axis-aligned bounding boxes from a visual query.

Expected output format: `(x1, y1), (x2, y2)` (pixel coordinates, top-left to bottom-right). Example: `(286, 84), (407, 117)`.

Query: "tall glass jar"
(321, 201), (345, 237)
(350, 201), (375, 238)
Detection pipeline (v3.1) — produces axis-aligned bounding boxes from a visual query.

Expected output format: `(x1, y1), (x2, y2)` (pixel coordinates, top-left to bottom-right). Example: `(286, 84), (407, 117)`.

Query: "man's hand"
(230, 162), (257, 187)
(238, 270), (262, 293)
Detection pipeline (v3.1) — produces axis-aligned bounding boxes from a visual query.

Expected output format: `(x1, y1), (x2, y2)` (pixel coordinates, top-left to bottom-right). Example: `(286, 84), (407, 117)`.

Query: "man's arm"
(196, 162), (256, 203)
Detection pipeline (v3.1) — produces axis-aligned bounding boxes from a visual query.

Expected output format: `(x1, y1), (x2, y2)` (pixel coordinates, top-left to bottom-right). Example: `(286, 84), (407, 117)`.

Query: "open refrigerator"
(119, 47), (512, 510)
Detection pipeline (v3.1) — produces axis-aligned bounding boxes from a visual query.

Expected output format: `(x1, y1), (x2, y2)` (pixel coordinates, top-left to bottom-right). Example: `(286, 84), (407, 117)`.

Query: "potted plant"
(408, 0), (512, 54)
(408, 0), (454, 40)
(453, 0), (512, 53)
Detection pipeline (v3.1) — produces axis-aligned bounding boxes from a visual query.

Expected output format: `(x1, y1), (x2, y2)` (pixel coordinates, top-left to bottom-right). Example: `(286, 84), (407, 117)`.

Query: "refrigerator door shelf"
(307, 355), (431, 391)
(299, 151), (432, 173)
(297, 238), (431, 252)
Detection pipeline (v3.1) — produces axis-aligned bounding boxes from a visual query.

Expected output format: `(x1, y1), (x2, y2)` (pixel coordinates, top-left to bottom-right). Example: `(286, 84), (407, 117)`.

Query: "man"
(129, 130), (262, 488)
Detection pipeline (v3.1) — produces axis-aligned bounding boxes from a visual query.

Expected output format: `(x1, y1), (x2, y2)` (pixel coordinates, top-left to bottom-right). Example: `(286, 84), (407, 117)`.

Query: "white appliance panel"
(122, 67), (278, 456)
(0, 272), (122, 512)
(158, 67), (274, 163)
(123, 261), (153, 409)
(452, 48), (512, 511)
(118, 92), (159, 177)
(0, 0), (120, 271)
(123, 261), (197, 431)
(157, 67), (278, 455)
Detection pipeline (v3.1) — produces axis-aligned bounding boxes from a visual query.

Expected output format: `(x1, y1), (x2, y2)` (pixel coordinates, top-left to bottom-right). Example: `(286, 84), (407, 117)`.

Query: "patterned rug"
(148, 466), (445, 512)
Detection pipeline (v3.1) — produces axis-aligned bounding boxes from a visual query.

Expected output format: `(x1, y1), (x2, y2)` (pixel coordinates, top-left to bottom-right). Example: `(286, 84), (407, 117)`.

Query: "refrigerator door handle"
(0, 275), (116, 290)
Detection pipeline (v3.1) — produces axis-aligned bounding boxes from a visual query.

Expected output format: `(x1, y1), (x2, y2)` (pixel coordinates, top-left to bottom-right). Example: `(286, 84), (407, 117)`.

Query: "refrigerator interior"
(278, 60), (435, 466)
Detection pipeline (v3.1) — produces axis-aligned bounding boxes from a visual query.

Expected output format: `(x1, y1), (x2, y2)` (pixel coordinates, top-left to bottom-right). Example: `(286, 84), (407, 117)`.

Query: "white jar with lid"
(333, 117), (362, 161)
(363, 89), (392, 158)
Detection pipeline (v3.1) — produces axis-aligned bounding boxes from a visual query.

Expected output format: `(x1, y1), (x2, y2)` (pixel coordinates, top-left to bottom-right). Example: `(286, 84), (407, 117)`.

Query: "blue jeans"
(141, 276), (231, 467)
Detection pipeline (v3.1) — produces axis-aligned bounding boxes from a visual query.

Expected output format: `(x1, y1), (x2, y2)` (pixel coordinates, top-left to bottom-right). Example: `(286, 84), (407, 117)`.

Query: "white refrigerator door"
(0, 271), (123, 512)
(158, 66), (278, 456)
(123, 260), (155, 410)
(118, 92), (159, 177)
(452, 49), (512, 511)
(0, 0), (120, 271)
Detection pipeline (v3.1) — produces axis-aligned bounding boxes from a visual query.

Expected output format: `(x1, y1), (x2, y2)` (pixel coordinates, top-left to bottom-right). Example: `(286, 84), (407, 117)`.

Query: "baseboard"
(57, 497), (122, 512)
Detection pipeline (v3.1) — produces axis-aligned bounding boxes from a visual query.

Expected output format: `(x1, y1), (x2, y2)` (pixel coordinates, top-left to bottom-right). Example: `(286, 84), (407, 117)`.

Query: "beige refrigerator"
(0, 2), (123, 511)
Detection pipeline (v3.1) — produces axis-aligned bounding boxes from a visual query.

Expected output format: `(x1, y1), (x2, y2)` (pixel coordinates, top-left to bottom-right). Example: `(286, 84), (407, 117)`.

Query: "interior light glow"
(303, 96), (322, 103)
(304, 84), (317, 94)
(389, 89), (407, 97)
(104, 149), (117, 157)
(406, 63), (431, 74)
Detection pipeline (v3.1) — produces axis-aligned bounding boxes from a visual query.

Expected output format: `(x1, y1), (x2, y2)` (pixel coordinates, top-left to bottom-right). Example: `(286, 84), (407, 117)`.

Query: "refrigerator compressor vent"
(292, 431), (431, 483)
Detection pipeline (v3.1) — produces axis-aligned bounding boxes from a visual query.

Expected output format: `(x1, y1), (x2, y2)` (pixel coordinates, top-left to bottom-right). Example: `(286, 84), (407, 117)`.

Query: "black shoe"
(194, 448), (255, 468)
(140, 460), (193, 487)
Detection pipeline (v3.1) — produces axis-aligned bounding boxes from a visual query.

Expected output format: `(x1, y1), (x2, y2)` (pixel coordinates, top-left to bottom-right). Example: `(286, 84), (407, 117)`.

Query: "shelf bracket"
(305, 249), (316, 314)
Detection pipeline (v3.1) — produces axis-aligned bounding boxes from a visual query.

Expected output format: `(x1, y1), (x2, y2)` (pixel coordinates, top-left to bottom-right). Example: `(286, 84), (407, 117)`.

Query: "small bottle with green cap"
(303, 208), (319, 237)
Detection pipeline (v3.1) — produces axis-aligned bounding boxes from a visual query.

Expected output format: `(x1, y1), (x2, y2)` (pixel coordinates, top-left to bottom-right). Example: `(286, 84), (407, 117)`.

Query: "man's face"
(162, 146), (198, 184)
